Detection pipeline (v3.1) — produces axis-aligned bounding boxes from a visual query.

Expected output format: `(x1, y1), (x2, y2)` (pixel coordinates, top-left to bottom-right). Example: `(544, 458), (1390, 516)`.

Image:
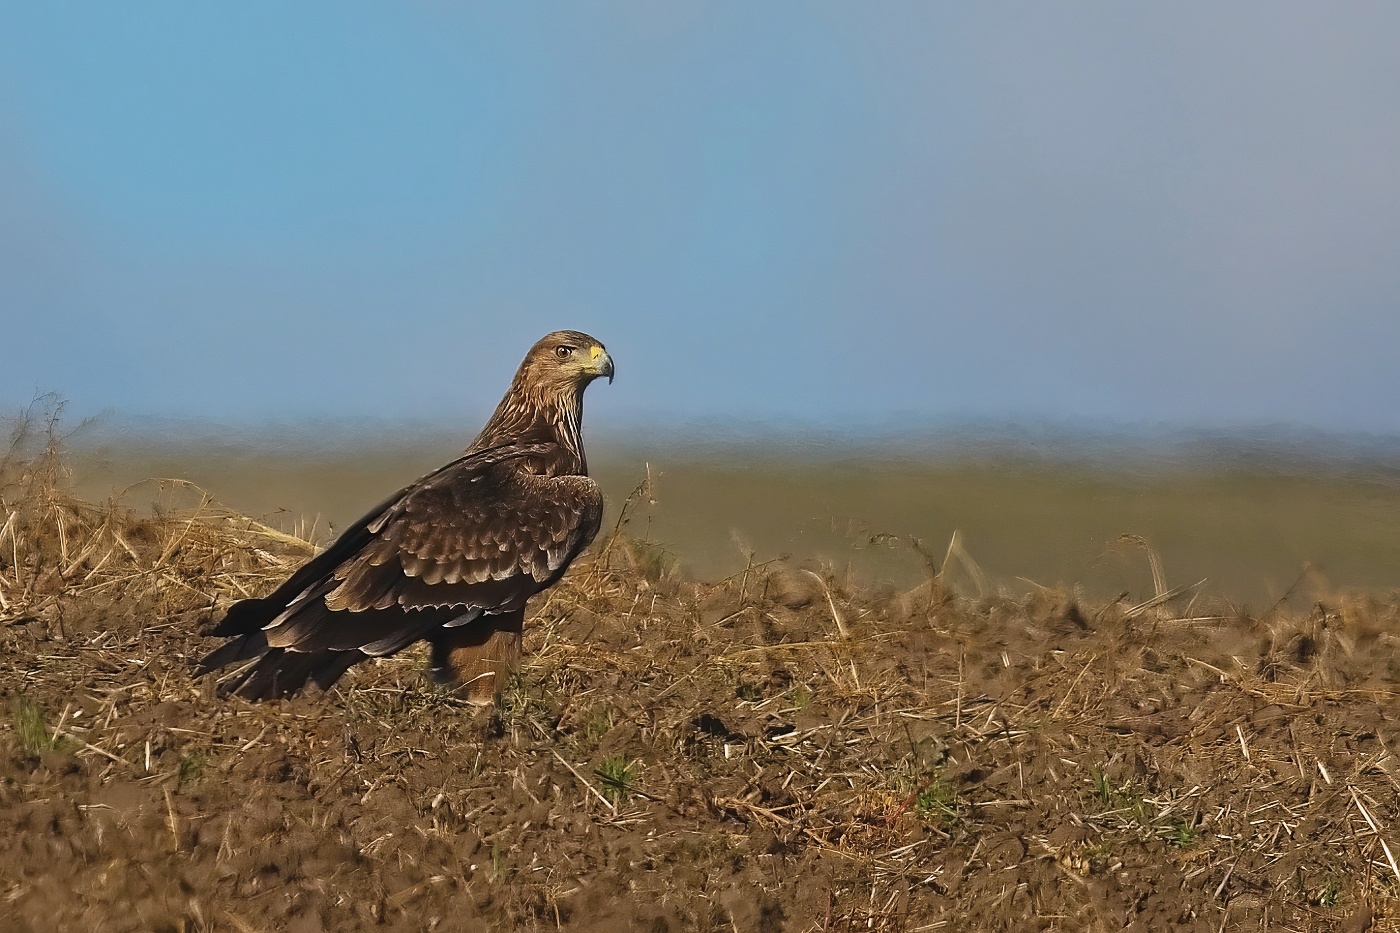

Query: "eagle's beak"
(589, 345), (615, 384)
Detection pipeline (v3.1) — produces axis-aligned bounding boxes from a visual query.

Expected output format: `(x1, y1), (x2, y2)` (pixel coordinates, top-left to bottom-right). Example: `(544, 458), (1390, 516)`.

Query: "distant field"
(70, 435), (1400, 607)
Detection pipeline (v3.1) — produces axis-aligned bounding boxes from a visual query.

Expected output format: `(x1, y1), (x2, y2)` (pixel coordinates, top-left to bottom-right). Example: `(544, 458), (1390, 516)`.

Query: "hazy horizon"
(52, 417), (1400, 608)
(38, 400), (1400, 475)
(26, 401), (1398, 607)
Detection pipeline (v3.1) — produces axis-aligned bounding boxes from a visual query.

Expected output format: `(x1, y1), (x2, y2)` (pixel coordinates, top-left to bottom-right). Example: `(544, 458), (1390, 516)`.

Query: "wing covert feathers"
(198, 444), (604, 699)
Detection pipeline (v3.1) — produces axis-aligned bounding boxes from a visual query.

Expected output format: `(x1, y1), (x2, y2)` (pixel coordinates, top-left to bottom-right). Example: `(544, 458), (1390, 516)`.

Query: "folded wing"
(198, 444), (604, 698)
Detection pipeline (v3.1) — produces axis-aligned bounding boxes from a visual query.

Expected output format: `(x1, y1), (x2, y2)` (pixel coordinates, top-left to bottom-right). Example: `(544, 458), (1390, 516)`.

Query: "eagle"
(196, 330), (614, 703)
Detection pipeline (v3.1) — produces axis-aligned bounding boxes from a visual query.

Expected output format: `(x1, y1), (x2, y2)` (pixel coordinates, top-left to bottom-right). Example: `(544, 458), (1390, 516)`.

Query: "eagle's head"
(474, 330), (614, 465)
(523, 330), (615, 392)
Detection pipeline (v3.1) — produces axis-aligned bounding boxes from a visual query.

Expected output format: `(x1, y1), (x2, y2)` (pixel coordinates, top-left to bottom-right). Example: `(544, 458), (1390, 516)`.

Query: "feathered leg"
(429, 610), (525, 704)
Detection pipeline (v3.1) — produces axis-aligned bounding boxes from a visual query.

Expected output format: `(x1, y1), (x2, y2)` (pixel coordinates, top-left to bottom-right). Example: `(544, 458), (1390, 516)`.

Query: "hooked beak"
(588, 345), (615, 384)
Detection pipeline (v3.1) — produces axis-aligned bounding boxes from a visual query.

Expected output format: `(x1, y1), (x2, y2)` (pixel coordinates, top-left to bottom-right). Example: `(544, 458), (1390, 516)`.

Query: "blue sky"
(3, 3), (1400, 433)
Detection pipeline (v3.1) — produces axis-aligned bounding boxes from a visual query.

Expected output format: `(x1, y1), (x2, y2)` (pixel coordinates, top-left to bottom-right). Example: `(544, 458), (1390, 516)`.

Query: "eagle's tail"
(195, 628), (363, 700)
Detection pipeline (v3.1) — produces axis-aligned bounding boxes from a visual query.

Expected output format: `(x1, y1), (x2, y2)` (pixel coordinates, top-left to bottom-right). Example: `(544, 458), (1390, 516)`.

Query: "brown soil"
(4, 450), (1400, 931)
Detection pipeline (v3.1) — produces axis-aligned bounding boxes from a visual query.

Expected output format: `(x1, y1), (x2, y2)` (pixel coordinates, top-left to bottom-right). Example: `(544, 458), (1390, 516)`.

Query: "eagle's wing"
(198, 444), (603, 691)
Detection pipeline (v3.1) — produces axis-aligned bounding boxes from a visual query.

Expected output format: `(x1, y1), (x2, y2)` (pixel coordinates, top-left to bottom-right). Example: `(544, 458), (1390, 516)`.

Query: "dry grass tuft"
(0, 398), (317, 635)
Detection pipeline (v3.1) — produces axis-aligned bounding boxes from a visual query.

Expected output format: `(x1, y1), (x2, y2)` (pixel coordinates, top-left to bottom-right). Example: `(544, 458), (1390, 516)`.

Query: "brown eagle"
(196, 330), (614, 702)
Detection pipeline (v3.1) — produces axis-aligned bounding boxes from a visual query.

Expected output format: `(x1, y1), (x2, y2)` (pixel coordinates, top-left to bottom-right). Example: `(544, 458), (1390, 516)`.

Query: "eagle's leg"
(430, 609), (524, 704)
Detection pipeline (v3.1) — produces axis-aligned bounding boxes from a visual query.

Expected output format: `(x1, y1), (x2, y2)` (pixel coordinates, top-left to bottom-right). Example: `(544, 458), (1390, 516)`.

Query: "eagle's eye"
(554, 345), (574, 360)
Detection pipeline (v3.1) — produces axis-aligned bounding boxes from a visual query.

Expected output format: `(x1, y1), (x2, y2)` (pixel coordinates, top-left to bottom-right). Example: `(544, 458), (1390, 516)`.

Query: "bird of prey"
(196, 330), (614, 703)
